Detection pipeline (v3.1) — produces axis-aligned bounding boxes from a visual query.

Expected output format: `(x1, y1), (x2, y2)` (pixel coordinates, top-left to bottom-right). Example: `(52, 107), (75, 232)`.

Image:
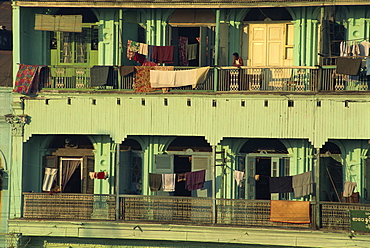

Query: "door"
(170, 26), (214, 66)
(245, 156), (290, 200)
(174, 155), (192, 197)
(246, 23), (293, 67)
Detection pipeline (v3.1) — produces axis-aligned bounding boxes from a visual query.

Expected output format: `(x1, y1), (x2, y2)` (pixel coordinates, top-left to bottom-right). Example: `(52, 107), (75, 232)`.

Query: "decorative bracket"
(4, 114), (29, 137)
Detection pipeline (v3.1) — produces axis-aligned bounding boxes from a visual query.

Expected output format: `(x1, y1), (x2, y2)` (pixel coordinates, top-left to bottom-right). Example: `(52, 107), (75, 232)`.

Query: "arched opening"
(244, 8), (292, 22)
(153, 136), (211, 197)
(240, 138), (289, 200)
(320, 142), (343, 202)
(43, 135), (94, 194)
(242, 8), (294, 67)
(119, 139), (142, 194)
(168, 9), (215, 66)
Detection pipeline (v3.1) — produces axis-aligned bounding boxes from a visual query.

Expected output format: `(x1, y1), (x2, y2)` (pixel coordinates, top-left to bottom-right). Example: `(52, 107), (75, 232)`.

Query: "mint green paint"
(97, 9), (119, 66)
(12, 5), (21, 80)
(0, 88), (13, 234)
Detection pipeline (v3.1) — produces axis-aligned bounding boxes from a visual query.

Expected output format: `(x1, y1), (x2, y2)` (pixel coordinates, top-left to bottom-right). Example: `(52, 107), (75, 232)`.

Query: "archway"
(119, 138), (143, 194)
(240, 138), (289, 200)
(44, 135), (94, 193)
(320, 142), (343, 202)
(165, 136), (211, 197)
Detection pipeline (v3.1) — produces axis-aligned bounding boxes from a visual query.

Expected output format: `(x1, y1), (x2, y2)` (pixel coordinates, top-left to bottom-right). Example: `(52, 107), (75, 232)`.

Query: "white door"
(246, 23), (293, 67)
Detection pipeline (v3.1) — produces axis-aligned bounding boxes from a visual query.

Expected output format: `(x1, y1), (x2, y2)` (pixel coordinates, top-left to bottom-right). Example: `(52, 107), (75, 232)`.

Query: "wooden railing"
(42, 65), (370, 92)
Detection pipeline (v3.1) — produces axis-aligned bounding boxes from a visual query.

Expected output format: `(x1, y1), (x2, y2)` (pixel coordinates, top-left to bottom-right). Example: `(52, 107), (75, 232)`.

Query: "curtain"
(61, 160), (81, 191)
(42, 168), (58, 191)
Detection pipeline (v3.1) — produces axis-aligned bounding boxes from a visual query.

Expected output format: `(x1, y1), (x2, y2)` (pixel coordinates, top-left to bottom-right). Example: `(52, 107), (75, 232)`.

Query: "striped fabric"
(42, 168), (58, 192)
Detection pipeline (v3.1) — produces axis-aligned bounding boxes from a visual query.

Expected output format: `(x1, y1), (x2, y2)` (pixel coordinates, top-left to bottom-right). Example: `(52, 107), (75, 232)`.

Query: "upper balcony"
(27, 64), (369, 94)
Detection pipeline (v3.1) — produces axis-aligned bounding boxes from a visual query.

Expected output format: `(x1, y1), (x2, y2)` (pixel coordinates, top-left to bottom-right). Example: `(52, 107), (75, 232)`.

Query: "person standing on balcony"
(232, 52), (243, 67)
(230, 52), (244, 91)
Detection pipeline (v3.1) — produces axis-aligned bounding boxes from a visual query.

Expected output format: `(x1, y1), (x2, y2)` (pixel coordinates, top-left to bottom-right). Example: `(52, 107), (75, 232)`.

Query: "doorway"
(174, 155), (192, 196)
(60, 158), (83, 193)
(255, 157), (271, 200)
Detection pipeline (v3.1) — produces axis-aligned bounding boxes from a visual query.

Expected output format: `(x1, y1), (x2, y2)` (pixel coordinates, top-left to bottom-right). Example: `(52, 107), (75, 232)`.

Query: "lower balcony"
(21, 193), (370, 232)
(35, 65), (370, 93)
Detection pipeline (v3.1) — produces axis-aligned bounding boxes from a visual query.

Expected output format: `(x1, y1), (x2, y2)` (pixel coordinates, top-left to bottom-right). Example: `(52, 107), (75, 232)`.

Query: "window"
(51, 26), (98, 65)
(0, 29), (12, 50)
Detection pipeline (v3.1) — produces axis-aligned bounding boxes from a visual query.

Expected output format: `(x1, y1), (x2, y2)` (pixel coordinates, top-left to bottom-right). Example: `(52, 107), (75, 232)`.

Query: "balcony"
(22, 193), (370, 232)
(39, 65), (370, 93)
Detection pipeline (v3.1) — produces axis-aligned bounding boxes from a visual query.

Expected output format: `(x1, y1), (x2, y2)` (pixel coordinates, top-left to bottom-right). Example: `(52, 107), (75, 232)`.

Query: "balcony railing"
(22, 193), (370, 231)
(41, 65), (370, 92)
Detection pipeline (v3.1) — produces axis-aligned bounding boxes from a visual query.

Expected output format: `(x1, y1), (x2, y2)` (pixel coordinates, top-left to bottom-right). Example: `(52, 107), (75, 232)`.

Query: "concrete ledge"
(8, 219), (370, 247)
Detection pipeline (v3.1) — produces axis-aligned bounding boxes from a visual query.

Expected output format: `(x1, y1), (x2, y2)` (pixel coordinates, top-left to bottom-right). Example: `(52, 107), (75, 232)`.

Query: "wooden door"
(247, 23), (293, 67)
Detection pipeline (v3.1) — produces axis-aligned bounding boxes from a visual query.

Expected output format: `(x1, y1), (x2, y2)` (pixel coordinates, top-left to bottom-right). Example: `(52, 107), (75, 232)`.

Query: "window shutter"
(192, 156), (211, 180)
(43, 156), (58, 169)
(35, 14), (82, 33)
(154, 154), (173, 174)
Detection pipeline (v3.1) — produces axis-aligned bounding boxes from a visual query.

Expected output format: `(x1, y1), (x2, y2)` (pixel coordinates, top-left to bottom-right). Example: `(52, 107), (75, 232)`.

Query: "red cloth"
(153, 46), (174, 63)
(178, 36), (189, 66)
(13, 64), (50, 95)
(97, 172), (105, 179)
(134, 53), (146, 65)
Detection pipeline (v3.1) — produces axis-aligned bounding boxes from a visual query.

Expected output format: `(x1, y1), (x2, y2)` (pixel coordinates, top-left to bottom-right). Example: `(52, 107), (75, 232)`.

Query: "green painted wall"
(0, 88), (12, 234)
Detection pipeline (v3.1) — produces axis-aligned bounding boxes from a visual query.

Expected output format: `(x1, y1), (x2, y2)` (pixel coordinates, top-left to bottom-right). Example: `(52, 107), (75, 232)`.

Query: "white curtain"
(61, 160), (81, 191)
(42, 168), (58, 191)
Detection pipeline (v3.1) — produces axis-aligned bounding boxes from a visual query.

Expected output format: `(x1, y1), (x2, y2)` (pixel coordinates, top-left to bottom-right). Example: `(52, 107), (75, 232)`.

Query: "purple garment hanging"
(185, 170), (206, 191)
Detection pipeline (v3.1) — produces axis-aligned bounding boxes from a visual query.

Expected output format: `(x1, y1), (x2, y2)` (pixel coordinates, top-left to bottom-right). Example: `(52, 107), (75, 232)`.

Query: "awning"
(34, 14), (82, 32)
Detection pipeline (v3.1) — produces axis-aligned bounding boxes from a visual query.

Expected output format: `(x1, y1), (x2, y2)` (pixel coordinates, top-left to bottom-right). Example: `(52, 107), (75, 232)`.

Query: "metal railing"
(23, 193), (370, 231)
(41, 65), (370, 92)
(23, 193), (115, 220)
(320, 202), (370, 230)
(21, 193), (324, 230)
(218, 66), (318, 92)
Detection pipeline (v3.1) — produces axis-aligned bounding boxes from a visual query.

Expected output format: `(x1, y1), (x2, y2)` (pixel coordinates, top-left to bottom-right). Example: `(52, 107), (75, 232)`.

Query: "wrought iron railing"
(42, 65), (370, 92)
(320, 202), (370, 230)
(20, 193), (332, 230)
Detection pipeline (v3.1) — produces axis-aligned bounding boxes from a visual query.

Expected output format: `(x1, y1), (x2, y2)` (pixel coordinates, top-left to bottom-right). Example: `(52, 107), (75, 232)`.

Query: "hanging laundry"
(336, 57), (362, 75)
(138, 43), (148, 56)
(178, 36), (189, 66)
(186, 43), (198, 61)
(340, 41), (347, 57)
(126, 40), (140, 60)
(150, 66), (210, 89)
(147, 45), (154, 62)
(134, 66), (174, 93)
(270, 200), (311, 224)
(89, 172), (96, 180)
(162, 174), (176, 192)
(185, 170), (206, 191)
(359, 40), (370, 56)
(119, 66), (135, 77)
(133, 53), (146, 65)
(343, 181), (357, 197)
(90, 66), (114, 86)
(153, 46), (174, 63)
(95, 171), (108, 180)
(269, 176), (293, 193)
(234, 170), (244, 187)
(352, 42), (360, 57)
(42, 168), (58, 192)
(13, 64), (50, 95)
(149, 173), (162, 191)
(292, 171), (313, 198)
